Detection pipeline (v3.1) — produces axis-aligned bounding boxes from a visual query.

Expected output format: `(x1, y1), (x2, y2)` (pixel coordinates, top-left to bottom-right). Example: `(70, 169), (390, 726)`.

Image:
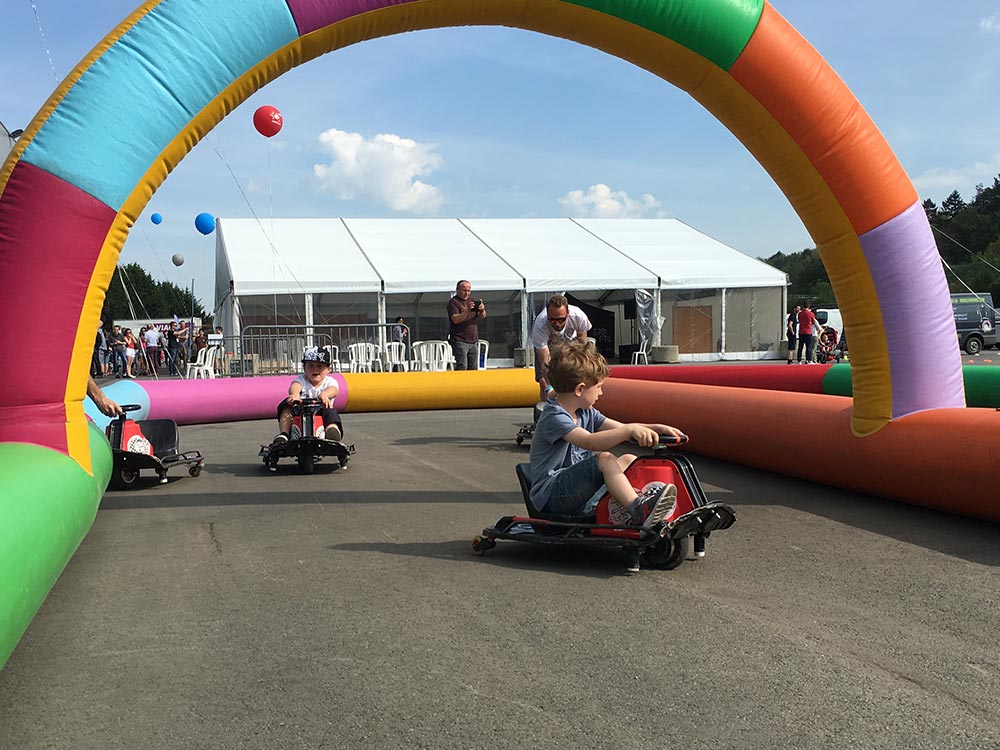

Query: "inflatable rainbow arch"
(1, 0), (994, 667)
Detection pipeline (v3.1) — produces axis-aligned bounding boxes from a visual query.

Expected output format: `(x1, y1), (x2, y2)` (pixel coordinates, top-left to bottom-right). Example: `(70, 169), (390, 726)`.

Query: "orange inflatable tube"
(598, 378), (1000, 522)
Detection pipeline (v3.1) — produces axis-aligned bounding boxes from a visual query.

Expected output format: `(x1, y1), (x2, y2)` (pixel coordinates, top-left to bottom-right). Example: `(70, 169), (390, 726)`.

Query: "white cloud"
(912, 154), (1000, 198)
(313, 129), (443, 213)
(558, 183), (665, 218)
(980, 14), (1000, 33)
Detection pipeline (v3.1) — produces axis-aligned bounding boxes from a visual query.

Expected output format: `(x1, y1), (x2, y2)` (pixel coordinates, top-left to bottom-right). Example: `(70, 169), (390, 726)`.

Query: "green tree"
(102, 263), (207, 323)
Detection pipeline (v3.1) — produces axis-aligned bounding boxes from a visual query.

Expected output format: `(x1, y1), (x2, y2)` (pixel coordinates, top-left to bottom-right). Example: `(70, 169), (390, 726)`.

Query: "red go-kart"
(474, 435), (735, 574)
(105, 404), (205, 490)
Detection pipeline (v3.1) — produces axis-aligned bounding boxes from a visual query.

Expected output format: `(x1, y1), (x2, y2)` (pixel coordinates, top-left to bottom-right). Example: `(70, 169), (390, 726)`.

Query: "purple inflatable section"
(284, 0), (419, 36)
(860, 200), (965, 417)
(144, 375), (349, 424)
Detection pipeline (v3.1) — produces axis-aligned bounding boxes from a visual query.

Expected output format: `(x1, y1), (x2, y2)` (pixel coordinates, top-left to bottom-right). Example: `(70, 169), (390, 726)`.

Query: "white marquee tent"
(215, 218), (787, 363)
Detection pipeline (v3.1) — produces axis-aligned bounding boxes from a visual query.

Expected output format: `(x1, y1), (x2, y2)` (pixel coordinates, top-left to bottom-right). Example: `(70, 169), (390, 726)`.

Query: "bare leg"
(278, 406), (293, 434)
(598, 452), (639, 509)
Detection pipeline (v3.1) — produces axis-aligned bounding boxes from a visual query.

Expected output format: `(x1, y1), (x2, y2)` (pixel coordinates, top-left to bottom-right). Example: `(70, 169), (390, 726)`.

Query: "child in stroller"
(815, 326), (840, 363)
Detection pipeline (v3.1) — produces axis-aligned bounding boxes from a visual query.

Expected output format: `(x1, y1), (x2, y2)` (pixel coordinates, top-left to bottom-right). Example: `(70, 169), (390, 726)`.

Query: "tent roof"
(573, 218), (787, 289)
(216, 218), (382, 295)
(460, 218), (656, 293)
(344, 218), (521, 293)
(216, 218), (786, 297)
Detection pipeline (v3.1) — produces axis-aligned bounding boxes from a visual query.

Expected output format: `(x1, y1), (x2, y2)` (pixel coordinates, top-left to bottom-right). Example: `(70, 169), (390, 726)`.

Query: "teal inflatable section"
(0, 422), (112, 668)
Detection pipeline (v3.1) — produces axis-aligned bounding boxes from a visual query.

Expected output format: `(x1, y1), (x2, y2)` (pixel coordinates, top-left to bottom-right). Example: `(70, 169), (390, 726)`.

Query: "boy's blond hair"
(548, 339), (608, 392)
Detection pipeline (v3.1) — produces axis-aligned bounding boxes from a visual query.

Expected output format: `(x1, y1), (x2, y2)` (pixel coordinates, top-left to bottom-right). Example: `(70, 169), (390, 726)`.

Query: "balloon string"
(29, 1), (59, 82)
(268, 146), (273, 233)
(205, 136), (309, 302)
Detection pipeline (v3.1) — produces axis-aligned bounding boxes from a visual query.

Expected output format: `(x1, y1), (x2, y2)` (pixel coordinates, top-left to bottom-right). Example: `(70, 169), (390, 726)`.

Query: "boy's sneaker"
(271, 432), (289, 445)
(629, 482), (678, 529)
(325, 424), (342, 441)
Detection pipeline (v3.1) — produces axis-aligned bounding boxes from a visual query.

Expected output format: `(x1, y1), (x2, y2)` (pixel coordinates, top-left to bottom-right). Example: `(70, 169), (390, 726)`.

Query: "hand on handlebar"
(628, 424), (660, 448)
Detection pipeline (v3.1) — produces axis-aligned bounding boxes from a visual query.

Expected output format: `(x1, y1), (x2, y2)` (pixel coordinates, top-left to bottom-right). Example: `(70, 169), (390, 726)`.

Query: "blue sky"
(3, 1), (1000, 312)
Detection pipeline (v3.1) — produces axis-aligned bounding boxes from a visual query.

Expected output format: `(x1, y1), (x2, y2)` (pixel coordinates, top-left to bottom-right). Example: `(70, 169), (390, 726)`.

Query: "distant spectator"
(392, 316), (408, 343)
(122, 328), (137, 378)
(111, 324), (127, 377)
(447, 280), (486, 370)
(796, 304), (821, 364)
(144, 325), (162, 375)
(92, 320), (108, 378)
(166, 322), (181, 375)
(786, 305), (800, 365)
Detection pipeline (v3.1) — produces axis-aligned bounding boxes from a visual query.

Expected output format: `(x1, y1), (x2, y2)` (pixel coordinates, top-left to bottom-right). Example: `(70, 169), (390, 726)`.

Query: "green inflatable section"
(0, 422), (111, 669)
(823, 364), (1000, 409)
(566, 0), (763, 69)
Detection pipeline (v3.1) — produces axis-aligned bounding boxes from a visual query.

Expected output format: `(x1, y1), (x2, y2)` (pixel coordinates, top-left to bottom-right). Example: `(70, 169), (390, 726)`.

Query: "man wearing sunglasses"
(531, 294), (592, 399)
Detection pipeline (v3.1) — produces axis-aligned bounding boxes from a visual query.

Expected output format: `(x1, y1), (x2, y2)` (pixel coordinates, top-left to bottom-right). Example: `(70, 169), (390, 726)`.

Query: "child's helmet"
(302, 346), (332, 366)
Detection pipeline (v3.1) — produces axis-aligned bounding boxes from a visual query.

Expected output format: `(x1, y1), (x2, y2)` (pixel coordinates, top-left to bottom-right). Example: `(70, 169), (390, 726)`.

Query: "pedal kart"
(258, 397), (354, 474)
(474, 435), (736, 574)
(515, 400), (548, 446)
(105, 404), (205, 490)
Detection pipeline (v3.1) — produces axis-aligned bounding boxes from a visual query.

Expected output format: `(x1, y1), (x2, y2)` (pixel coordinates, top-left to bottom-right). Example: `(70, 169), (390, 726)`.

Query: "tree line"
(102, 263), (209, 324)
(766, 174), (1000, 306)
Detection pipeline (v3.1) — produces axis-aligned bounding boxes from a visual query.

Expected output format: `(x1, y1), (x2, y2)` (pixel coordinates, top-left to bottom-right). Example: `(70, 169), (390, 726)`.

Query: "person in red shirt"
(796, 304), (821, 364)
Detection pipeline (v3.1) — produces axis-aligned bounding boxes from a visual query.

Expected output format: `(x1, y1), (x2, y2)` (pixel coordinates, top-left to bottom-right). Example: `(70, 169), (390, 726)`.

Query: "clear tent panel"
(723, 287), (784, 359)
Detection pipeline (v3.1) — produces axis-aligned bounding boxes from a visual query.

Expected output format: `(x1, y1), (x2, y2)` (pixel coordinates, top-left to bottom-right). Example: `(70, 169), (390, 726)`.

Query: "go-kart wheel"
(300, 452), (315, 474)
(110, 466), (140, 491)
(515, 436), (523, 446)
(642, 537), (688, 570)
(472, 535), (495, 556)
(188, 465), (203, 478)
(339, 455), (350, 470)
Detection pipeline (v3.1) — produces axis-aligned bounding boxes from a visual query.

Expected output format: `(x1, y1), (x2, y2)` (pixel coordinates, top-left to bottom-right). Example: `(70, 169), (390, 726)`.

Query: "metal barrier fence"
(229, 324), (411, 376)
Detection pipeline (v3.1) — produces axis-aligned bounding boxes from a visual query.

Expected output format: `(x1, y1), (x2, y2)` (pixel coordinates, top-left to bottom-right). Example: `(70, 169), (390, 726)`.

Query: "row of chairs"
(336, 340), (491, 372)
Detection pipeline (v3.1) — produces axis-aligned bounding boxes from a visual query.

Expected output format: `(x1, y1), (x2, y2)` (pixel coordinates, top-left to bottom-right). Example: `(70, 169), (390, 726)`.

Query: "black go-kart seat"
(107, 417), (180, 458)
(515, 463), (597, 523)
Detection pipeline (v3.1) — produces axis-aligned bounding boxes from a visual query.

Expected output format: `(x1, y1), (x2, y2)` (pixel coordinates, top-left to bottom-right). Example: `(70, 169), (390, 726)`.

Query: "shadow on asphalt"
(699, 457), (1000, 567)
(98, 489), (525, 511)
(327, 538), (639, 579)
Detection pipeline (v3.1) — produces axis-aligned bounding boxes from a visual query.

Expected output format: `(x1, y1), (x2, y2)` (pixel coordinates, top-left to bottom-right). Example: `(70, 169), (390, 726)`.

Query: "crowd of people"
(92, 320), (224, 379)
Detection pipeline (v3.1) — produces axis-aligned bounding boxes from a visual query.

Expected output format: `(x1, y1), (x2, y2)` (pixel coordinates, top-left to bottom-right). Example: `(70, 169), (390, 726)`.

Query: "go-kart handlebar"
(658, 434), (688, 445)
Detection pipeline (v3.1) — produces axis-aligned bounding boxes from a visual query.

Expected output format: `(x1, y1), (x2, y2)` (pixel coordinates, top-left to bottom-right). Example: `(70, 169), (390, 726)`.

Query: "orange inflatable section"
(729, 3), (916, 235)
(599, 378), (1000, 522)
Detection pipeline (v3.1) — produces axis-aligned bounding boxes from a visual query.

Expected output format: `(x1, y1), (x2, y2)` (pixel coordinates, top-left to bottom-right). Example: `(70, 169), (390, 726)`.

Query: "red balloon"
(253, 105), (283, 137)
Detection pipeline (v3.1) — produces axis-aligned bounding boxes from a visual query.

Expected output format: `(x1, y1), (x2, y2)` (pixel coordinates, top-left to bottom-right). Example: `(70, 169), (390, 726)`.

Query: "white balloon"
(171, 253), (185, 267)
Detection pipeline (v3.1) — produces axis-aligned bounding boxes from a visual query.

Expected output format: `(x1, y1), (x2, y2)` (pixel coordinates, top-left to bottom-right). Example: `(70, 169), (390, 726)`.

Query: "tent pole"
(305, 293), (314, 348)
(377, 290), (387, 353)
(720, 288), (727, 360)
(521, 290), (530, 368)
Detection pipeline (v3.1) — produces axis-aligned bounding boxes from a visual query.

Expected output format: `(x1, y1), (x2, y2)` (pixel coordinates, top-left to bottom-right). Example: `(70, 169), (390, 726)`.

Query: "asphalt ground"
(1, 402), (999, 750)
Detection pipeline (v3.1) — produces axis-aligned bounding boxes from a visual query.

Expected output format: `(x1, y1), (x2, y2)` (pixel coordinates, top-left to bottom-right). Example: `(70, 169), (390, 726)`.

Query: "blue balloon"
(194, 212), (216, 235)
(150, 213), (162, 225)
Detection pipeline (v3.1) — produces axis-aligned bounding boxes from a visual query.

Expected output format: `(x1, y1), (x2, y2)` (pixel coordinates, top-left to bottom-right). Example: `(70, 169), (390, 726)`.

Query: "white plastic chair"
(630, 340), (649, 365)
(323, 344), (341, 373)
(188, 345), (219, 378)
(384, 341), (409, 371)
(478, 340), (490, 369)
(422, 340), (452, 371)
(184, 345), (209, 378)
(348, 342), (382, 373)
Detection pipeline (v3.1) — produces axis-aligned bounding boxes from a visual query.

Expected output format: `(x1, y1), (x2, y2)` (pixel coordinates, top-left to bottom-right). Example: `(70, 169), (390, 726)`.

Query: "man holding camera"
(447, 279), (486, 370)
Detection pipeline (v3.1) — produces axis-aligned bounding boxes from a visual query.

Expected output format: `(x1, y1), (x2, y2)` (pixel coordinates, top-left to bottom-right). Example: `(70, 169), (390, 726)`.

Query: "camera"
(475, 299), (484, 309)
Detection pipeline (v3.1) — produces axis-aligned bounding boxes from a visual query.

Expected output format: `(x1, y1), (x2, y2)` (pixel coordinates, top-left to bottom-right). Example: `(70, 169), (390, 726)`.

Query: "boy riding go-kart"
(259, 346), (354, 473)
(475, 339), (734, 573)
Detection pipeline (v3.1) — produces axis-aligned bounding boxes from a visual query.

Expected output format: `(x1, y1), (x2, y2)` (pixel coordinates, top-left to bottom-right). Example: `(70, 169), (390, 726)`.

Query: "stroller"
(815, 326), (840, 363)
